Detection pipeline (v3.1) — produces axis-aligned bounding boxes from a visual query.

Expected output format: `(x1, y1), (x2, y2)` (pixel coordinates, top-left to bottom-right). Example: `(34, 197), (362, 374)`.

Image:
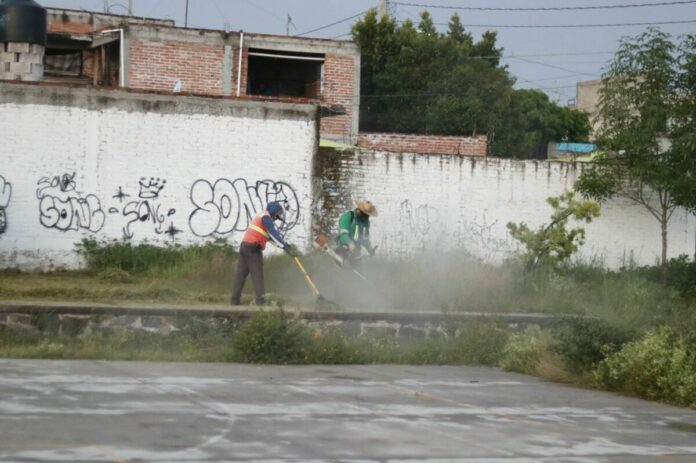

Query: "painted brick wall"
(357, 133), (488, 156)
(320, 53), (356, 142)
(0, 83), (317, 270)
(313, 148), (696, 268)
(128, 38), (226, 95)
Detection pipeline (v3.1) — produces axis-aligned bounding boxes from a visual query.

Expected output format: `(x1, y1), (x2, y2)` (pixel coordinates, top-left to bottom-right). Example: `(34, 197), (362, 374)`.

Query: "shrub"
(499, 331), (547, 374)
(551, 317), (634, 374)
(76, 238), (237, 275)
(594, 327), (696, 406)
(230, 309), (312, 364)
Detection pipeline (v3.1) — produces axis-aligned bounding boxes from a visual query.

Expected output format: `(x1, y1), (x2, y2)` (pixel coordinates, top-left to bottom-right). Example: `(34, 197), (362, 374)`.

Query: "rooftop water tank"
(0, 0), (47, 46)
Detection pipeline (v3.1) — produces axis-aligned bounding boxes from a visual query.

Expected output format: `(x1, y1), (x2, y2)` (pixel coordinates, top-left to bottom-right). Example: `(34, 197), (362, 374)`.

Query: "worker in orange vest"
(231, 201), (300, 305)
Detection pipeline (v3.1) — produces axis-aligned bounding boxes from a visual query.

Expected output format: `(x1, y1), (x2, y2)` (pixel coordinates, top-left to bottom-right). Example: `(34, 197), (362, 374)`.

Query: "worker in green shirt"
(336, 199), (377, 263)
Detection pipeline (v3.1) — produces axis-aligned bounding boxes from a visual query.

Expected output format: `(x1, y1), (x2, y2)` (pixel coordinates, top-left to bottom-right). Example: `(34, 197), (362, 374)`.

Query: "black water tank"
(0, 0), (47, 46)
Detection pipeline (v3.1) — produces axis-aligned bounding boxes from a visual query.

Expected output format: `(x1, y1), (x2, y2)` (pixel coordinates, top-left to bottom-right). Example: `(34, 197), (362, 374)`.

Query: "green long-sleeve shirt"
(338, 209), (372, 251)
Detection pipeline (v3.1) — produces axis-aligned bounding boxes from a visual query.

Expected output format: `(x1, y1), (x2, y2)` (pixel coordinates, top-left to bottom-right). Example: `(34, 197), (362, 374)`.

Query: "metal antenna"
(128, 0), (133, 15)
(286, 13), (296, 35)
(185, 0), (189, 27)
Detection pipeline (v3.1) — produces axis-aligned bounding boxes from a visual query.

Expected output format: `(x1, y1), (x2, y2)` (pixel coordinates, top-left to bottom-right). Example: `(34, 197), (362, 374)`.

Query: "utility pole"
(379, 0), (388, 17)
(184, 0), (189, 28)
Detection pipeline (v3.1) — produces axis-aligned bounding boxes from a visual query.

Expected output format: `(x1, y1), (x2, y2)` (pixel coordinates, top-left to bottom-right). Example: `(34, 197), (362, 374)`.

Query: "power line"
(510, 56), (601, 78)
(428, 19), (696, 28)
(395, 0), (696, 11)
(297, 10), (370, 36)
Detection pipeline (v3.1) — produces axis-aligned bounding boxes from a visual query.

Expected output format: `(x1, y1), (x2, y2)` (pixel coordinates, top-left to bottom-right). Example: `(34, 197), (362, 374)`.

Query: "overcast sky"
(38, 0), (696, 104)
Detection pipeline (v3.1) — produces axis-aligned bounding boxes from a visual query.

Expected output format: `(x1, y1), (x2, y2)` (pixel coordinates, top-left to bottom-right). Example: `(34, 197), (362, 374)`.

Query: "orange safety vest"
(242, 212), (271, 250)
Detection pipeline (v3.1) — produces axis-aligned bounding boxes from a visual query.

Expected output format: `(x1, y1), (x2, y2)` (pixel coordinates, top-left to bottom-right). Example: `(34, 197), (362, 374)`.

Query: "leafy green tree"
(507, 192), (601, 270)
(575, 29), (696, 277)
(493, 89), (591, 158)
(446, 12), (472, 48)
(351, 9), (589, 158)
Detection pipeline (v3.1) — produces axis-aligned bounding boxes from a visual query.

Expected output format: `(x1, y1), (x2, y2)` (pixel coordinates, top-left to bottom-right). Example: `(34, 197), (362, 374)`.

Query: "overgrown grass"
(2, 308), (695, 407)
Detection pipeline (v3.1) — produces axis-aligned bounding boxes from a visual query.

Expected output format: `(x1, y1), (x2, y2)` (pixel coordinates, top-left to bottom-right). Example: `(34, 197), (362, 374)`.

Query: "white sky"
(38, 0), (696, 104)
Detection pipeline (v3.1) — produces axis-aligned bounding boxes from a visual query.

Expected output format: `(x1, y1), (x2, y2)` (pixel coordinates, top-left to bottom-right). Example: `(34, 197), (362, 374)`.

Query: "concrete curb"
(0, 300), (564, 325)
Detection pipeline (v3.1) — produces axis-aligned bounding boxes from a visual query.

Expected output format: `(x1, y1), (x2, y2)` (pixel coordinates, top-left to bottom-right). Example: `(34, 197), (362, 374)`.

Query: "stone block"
(59, 314), (92, 336)
(8, 313), (33, 325)
(399, 324), (426, 339)
(20, 63), (43, 81)
(18, 53), (42, 64)
(0, 62), (9, 73)
(0, 52), (17, 63)
(9, 61), (31, 74)
(29, 44), (44, 54)
(6, 42), (30, 53)
(0, 72), (17, 80)
(33, 313), (61, 334)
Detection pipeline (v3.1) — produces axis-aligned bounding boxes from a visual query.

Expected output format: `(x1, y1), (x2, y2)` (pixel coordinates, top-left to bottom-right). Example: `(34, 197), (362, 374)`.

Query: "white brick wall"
(324, 150), (696, 268)
(0, 85), (317, 269)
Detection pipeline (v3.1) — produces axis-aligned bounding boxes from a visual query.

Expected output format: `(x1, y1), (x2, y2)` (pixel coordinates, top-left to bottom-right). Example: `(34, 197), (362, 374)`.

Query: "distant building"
(43, 8), (361, 143)
(576, 79), (602, 140)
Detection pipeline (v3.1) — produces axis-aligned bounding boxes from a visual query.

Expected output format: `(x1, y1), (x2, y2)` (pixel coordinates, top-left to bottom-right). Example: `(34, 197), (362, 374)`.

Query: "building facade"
(44, 8), (360, 144)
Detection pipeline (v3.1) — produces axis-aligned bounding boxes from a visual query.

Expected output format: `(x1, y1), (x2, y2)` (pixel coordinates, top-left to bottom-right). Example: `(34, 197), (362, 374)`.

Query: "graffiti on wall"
(36, 173), (105, 233)
(0, 175), (12, 235)
(108, 177), (179, 239)
(189, 178), (300, 238)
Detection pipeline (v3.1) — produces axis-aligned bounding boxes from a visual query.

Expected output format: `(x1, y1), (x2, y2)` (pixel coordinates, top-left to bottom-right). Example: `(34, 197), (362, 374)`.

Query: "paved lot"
(1, 359), (696, 462)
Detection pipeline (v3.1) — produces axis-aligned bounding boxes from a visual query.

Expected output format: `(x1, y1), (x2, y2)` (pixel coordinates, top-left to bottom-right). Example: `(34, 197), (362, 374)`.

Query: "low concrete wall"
(0, 302), (557, 339)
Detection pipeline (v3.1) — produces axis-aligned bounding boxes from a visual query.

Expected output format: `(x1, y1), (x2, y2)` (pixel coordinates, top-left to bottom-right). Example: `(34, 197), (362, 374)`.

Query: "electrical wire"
(428, 19), (696, 28)
(395, 0), (696, 11)
(297, 10), (370, 36)
(510, 56), (601, 78)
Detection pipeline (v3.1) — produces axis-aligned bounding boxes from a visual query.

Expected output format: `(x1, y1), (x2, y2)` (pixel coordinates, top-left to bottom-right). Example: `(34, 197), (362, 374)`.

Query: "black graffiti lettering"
(112, 186), (130, 203)
(189, 178), (300, 238)
(138, 177), (165, 199)
(115, 177), (177, 239)
(0, 175), (12, 235)
(164, 223), (183, 238)
(36, 174), (105, 233)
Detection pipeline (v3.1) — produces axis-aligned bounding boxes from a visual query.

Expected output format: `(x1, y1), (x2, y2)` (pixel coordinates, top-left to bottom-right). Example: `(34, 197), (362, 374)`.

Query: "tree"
(492, 89), (591, 158)
(575, 29), (696, 278)
(507, 192), (601, 271)
(352, 9), (588, 158)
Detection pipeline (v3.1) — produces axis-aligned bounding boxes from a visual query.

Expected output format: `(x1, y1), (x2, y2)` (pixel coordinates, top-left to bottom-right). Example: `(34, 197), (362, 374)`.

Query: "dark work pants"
(231, 242), (265, 305)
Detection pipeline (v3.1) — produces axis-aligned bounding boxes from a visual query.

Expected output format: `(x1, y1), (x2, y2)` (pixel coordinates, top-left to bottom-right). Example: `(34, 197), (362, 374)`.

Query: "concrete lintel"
(244, 34), (359, 56)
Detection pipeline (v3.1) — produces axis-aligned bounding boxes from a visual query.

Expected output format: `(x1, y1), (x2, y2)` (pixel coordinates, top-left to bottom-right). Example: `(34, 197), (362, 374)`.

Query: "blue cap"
(266, 201), (285, 220)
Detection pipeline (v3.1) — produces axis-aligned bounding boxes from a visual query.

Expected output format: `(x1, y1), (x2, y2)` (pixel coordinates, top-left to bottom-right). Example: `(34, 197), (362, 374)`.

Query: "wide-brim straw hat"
(356, 199), (378, 217)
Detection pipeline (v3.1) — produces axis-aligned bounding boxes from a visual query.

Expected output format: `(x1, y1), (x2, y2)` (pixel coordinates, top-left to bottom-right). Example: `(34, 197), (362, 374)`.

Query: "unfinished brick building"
(44, 8), (360, 143)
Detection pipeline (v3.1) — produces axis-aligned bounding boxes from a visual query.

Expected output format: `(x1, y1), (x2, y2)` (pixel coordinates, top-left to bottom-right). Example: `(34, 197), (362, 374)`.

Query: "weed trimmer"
(292, 255), (325, 301)
(313, 234), (368, 281)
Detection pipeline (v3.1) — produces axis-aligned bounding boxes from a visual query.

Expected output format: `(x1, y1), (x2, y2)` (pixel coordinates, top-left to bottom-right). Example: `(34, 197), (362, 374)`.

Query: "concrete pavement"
(1, 359), (696, 462)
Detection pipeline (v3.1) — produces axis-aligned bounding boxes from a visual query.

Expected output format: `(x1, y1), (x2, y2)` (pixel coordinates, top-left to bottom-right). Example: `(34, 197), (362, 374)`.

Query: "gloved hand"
(347, 241), (357, 253)
(286, 244), (301, 258)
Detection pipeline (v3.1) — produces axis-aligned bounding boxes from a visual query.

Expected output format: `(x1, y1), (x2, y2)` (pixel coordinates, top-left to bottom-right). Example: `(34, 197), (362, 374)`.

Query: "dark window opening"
(44, 49), (82, 76)
(44, 36), (119, 86)
(247, 48), (324, 99)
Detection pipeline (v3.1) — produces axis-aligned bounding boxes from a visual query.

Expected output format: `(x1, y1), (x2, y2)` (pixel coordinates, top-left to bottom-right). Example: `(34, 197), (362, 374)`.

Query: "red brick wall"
(357, 132), (488, 156)
(321, 53), (355, 141)
(128, 38), (225, 94)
